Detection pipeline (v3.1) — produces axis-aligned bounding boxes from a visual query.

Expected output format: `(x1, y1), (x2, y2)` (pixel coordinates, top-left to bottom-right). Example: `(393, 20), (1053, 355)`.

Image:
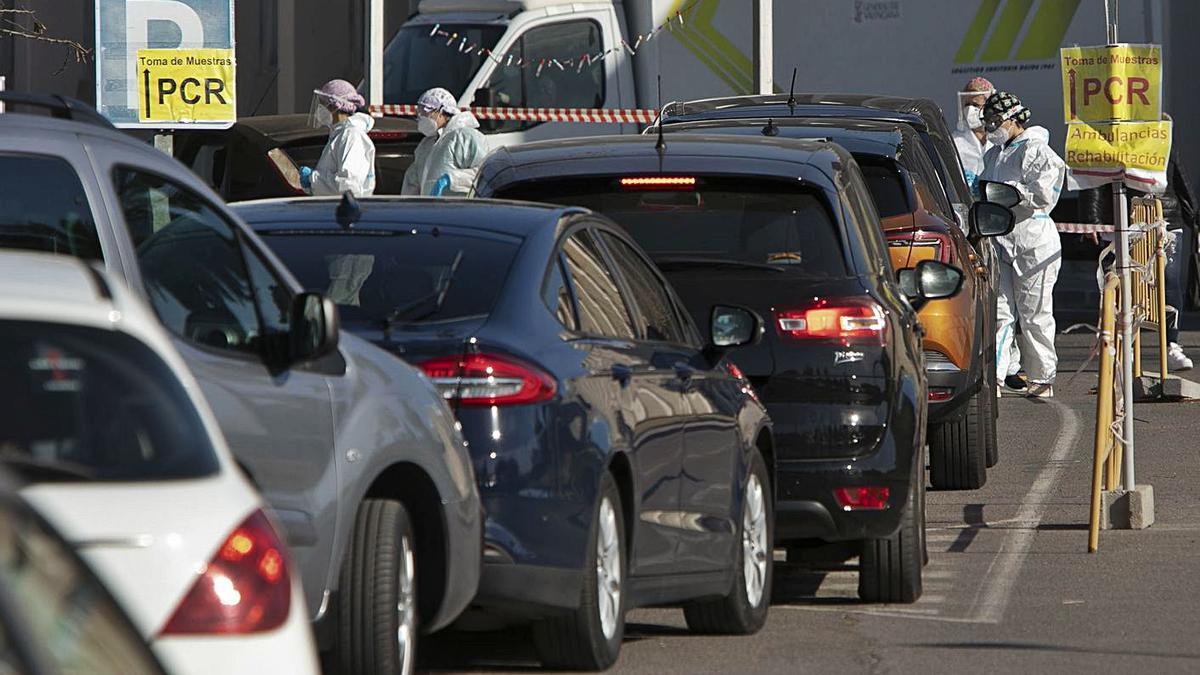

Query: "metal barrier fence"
(1088, 197), (1168, 552)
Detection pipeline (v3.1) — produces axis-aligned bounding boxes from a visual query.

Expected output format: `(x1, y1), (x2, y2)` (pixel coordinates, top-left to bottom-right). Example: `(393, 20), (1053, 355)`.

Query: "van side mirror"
(970, 201), (1016, 238)
(289, 292), (340, 363)
(979, 180), (1021, 208)
(897, 260), (964, 309)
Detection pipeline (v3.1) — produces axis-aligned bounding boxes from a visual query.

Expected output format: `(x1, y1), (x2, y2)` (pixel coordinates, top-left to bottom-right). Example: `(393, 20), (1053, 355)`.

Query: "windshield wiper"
(653, 256), (787, 273)
(0, 454), (96, 482)
(381, 250), (465, 338)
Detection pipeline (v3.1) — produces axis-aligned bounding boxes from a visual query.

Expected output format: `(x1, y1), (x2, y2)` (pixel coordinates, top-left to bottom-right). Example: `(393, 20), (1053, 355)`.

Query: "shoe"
(1026, 383), (1053, 398)
(1004, 374), (1028, 391)
(1168, 343), (1193, 371)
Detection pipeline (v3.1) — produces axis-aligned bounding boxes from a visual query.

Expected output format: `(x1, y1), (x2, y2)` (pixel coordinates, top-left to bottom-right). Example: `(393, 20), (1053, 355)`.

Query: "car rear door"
(88, 146), (341, 617)
(560, 227), (685, 577)
(596, 229), (742, 573)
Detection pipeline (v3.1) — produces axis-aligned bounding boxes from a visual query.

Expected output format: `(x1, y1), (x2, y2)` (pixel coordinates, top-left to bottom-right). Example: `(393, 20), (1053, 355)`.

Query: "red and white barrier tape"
(1056, 222), (1115, 234)
(369, 104), (657, 125)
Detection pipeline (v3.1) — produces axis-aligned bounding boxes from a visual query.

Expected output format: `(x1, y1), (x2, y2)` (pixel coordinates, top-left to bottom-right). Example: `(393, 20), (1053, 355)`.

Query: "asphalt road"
(423, 326), (1200, 674)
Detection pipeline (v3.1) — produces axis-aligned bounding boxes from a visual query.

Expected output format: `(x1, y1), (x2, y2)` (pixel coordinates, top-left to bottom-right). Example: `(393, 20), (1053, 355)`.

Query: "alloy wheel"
(596, 496), (622, 640)
(742, 474), (768, 607)
(397, 533), (416, 674)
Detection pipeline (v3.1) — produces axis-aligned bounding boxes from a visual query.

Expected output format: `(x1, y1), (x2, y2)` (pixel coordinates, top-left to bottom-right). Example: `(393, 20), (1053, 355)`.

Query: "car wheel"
(532, 473), (626, 671)
(335, 499), (417, 675)
(683, 447), (773, 634)
(858, 468), (924, 603)
(928, 387), (987, 490)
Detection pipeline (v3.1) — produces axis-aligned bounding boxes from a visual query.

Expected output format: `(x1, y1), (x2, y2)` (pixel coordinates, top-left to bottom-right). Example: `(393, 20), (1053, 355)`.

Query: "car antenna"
(336, 191), (360, 229)
(787, 67), (797, 113)
(762, 118), (779, 136)
(655, 75), (666, 153)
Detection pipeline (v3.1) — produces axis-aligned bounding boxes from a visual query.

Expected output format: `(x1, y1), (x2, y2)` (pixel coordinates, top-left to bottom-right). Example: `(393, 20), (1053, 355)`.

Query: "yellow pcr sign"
(1061, 44), (1162, 123)
(137, 48), (235, 124)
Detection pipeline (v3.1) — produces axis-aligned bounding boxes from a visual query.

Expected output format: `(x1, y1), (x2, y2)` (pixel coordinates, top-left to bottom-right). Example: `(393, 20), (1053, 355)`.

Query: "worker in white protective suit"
(980, 91), (1067, 398)
(952, 76), (995, 200)
(402, 87), (488, 197)
(301, 79), (376, 197)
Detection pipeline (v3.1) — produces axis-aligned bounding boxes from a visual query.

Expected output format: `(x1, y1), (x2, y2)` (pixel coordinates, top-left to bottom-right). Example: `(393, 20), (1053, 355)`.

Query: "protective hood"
(1012, 125), (1050, 146)
(444, 111), (481, 133)
(340, 111), (377, 134)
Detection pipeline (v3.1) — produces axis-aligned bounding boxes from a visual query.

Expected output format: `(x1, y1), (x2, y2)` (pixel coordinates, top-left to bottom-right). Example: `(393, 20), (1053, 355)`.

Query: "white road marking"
(966, 398), (1081, 624)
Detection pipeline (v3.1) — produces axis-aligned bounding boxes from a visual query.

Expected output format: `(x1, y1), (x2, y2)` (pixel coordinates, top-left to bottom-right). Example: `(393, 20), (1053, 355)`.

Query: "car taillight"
(619, 176), (697, 190)
(886, 229), (954, 264)
(724, 361), (759, 402)
(420, 353), (556, 407)
(160, 510), (290, 636)
(774, 299), (887, 345)
(833, 486), (890, 511)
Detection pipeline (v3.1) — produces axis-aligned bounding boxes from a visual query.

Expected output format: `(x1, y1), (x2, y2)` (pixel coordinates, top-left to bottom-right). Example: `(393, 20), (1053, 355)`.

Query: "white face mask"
(314, 105), (333, 129)
(417, 115), (439, 137)
(987, 125), (1010, 146)
(965, 106), (983, 130)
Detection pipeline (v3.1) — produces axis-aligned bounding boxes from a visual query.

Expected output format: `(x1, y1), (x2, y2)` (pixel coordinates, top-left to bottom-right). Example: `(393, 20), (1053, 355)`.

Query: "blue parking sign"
(96, 0), (236, 128)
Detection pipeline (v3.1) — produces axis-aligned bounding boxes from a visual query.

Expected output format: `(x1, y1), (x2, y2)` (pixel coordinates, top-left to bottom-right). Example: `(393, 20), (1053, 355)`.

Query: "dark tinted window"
(0, 154), (102, 261)
(561, 231), (636, 339)
(0, 322), (220, 481)
(384, 24), (504, 104)
(257, 229), (519, 325)
(113, 169), (264, 356)
(597, 231), (687, 344)
(484, 21), (604, 133)
(542, 254), (577, 330)
(498, 178), (847, 278)
(899, 141), (955, 219)
(855, 158), (912, 219)
(843, 164), (892, 273)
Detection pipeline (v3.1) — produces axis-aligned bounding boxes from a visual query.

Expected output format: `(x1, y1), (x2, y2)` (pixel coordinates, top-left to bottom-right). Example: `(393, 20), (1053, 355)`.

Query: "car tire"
(928, 388), (987, 490)
(858, 468), (924, 604)
(532, 473), (626, 671)
(335, 499), (417, 675)
(983, 374), (999, 468)
(683, 447), (773, 635)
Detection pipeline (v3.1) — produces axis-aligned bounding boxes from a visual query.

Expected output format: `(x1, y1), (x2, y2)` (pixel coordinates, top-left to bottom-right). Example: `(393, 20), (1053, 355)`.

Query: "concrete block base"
(1100, 485), (1156, 530)
(1135, 372), (1200, 401)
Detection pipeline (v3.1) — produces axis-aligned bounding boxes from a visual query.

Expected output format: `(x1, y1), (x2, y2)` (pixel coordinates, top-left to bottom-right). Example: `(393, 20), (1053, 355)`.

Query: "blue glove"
(431, 173), (451, 196)
(299, 166), (313, 190)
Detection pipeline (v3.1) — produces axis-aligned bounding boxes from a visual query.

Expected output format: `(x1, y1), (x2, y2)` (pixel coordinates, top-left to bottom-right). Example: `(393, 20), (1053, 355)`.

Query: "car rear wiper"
(381, 250), (465, 338)
(0, 454), (96, 482)
(653, 256), (787, 273)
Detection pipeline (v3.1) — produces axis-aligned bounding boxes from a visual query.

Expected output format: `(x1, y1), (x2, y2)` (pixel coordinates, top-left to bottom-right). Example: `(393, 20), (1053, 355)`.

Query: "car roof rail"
(0, 92), (115, 130)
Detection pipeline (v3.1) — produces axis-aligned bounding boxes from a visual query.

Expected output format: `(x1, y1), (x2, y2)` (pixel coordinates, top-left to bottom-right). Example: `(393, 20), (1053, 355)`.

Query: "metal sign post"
(753, 0), (773, 95)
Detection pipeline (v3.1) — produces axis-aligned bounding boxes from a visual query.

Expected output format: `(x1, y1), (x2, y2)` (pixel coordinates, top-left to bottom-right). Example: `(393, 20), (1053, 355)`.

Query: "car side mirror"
(708, 304), (762, 352)
(970, 200), (1016, 238)
(289, 292), (339, 363)
(897, 260), (964, 309)
(979, 180), (1021, 209)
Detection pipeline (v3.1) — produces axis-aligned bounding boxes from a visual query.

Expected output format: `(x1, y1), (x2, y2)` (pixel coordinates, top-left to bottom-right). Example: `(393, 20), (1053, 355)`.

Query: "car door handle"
(611, 363), (633, 386)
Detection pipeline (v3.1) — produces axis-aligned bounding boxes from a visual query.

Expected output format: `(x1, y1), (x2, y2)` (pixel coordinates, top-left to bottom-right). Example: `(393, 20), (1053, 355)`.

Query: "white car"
(0, 251), (319, 675)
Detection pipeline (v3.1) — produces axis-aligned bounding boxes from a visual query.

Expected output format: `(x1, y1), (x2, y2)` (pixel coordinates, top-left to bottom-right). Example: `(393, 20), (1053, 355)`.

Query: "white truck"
(383, 0), (1191, 175)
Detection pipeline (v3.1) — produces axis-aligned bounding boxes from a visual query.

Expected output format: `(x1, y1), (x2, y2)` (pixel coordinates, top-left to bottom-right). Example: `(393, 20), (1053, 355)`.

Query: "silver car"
(0, 95), (481, 675)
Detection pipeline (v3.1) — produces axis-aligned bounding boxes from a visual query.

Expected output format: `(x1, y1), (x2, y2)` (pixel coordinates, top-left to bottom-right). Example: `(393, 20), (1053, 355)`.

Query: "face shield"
(956, 89), (993, 132)
(308, 89), (356, 129)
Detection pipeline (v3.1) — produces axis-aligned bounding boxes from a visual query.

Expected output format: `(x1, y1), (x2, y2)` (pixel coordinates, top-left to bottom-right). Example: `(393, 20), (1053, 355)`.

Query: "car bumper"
(154, 581), (319, 675)
(926, 366), (980, 424)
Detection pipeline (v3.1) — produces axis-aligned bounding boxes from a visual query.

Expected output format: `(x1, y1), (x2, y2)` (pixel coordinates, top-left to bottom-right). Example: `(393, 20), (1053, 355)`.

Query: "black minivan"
(474, 134), (997, 603)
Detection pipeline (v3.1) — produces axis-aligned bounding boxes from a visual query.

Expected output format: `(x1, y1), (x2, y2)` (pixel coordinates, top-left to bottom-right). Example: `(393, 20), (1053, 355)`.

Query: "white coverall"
(981, 126), (1067, 385)
(309, 112), (377, 197)
(402, 112), (488, 197)
(952, 127), (992, 199)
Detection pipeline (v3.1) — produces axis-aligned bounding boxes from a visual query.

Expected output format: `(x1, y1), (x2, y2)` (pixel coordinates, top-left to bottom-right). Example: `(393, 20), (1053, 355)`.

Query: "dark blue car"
(233, 196), (774, 671)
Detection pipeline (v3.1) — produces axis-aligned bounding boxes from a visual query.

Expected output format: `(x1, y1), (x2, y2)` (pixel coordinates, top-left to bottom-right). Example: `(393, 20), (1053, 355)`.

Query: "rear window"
(496, 177), (848, 277)
(0, 154), (102, 261)
(0, 322), (219, 482)
(855, 158), (913, 219)
(256, 228), (520, 325)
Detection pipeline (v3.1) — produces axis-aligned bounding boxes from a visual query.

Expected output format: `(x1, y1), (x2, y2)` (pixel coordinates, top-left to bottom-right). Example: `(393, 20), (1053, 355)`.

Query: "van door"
(465, 9), (626, 149)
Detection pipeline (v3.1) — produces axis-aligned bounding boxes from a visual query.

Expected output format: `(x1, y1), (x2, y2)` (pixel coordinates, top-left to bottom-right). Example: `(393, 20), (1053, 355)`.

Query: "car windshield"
(256, 228), (520, 326)
(0, 322), (219, 482)
(384, 24), (504, 104)
(495, 177), (849, 277)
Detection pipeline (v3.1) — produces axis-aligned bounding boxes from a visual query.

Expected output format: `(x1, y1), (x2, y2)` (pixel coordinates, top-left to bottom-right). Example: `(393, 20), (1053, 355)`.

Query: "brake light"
(886, 229), (954, 264)
(368, 130), (412, 141)
(774, 299), (887, 345)
(833, 486), (890, 511)
(420, 353), (556, 407)
(928, 387), (954, 401)
(724, 361), (759, 402)
(160, 510), (290, 635)
(619, 176), (697, 190)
